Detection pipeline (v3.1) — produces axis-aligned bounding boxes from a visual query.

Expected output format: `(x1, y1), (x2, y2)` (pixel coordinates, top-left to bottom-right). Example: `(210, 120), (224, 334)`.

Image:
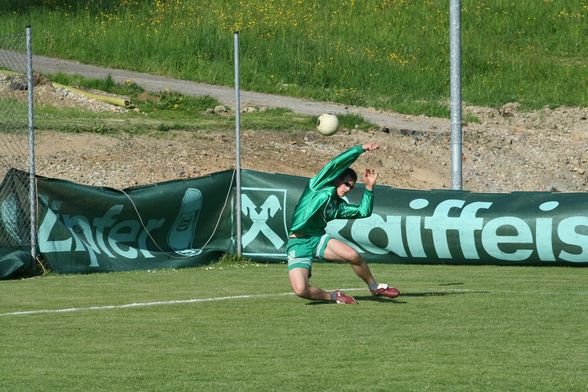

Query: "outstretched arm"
(308, 145), (364, 190)
(334, 144), (380, 219)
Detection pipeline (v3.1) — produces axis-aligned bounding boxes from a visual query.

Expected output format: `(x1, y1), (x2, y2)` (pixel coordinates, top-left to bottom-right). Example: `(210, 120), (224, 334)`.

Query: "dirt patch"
(3, 71), (588, 192)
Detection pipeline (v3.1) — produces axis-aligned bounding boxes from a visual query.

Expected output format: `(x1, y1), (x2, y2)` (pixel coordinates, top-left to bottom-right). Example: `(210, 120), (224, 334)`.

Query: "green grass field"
(1, 262), (586, 391)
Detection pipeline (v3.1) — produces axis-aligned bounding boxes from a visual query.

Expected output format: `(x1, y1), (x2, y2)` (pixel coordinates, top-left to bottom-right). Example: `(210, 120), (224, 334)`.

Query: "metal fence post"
(450, 0), (463, 190)
(234, 31), (242, 257)
(26, 25), (38, 264)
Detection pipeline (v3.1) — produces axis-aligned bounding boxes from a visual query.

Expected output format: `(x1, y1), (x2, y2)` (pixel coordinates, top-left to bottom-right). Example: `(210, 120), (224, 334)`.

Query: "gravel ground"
(2, 71), (588, 193)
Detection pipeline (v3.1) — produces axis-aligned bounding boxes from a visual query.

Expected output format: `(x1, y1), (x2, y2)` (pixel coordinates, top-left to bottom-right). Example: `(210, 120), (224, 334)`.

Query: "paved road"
(3, 50), (449, 133)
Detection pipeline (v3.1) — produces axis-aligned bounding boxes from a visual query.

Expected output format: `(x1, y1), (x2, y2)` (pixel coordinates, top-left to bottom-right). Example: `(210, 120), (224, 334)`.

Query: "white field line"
(0, 288), (368, 317)
(0, 287), (584, 317)
(0, 292), (293, 317)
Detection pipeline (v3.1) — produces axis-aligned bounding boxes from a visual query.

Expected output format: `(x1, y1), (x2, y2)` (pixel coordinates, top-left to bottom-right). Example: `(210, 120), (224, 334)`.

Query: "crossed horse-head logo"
(241, 189), (288, 254)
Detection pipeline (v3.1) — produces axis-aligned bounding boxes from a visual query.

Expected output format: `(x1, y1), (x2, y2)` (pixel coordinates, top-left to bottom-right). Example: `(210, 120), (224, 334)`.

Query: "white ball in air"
(316, 113), (339, 136)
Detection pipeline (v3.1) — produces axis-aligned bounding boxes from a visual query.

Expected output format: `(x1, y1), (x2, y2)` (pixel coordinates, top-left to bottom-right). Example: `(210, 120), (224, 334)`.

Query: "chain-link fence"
(0, 31), (29, 177)
(0, 27), (36, 270)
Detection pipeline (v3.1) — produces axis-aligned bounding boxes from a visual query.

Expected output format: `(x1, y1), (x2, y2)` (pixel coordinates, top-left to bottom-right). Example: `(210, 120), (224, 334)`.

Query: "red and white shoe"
(370, 284), (400, 298)
(334, 290), (357, 304)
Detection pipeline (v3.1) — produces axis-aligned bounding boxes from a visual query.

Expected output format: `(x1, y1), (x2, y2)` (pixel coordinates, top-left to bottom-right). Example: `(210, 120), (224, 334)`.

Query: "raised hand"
(362, 142), (380, 152)
(363, 168), (378, 190)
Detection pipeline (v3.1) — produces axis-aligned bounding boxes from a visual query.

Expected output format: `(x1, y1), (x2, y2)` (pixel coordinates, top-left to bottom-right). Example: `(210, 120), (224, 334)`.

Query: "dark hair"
(337, 168), (357, 183)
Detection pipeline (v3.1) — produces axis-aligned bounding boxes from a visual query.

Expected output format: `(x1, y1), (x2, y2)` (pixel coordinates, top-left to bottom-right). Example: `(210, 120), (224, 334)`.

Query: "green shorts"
(287, 234), (331, 271)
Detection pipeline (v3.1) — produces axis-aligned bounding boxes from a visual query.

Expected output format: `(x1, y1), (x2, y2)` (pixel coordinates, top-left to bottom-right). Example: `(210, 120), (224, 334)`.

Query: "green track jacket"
(288, 145), (373, 236)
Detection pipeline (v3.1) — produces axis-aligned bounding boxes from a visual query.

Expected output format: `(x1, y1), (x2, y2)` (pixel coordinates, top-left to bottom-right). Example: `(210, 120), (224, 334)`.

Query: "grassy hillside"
(1, 0), (587, 116)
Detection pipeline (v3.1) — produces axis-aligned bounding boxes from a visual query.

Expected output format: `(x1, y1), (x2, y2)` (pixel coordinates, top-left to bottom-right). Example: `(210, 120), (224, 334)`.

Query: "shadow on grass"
(400, 290), (489, 297)
(305, 289), (488, 305)
(306, 297), (405, 305)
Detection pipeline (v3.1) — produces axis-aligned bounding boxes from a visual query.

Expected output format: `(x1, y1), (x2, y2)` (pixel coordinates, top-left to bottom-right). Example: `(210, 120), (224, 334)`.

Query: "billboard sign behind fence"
(1, 168), (587, 278)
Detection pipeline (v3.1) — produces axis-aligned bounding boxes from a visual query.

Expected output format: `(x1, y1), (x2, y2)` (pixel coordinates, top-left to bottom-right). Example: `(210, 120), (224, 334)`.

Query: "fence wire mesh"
(0, 30), (32, 251)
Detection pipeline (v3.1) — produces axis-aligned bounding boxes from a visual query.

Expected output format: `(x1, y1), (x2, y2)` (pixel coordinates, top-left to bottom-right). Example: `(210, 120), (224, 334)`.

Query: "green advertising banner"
(240, 170), (588, 266)
(36, 170), (235, 274)
(1, 168), (587, 279)
(0, 169), (31, 279)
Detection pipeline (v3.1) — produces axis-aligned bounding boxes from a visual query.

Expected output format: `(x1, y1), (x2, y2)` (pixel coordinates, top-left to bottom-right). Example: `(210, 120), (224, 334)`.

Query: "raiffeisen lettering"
(327, 198), (588, 263)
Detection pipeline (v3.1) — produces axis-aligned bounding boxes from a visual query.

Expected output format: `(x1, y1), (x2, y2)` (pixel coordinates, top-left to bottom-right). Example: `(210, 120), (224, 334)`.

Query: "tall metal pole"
(450, 0), (462, 190)
(234, 32), (242, 256)
(26, 25), (38, 265)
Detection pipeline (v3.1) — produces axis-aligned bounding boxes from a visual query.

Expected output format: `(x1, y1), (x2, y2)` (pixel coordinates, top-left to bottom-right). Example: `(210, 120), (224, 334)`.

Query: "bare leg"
(288, 268), (332, 301)
(323, 238), (376, 286)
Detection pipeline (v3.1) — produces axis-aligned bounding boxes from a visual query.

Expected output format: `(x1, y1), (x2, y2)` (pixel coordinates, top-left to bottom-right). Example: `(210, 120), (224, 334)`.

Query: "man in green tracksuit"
(287, 142), (400, 304)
